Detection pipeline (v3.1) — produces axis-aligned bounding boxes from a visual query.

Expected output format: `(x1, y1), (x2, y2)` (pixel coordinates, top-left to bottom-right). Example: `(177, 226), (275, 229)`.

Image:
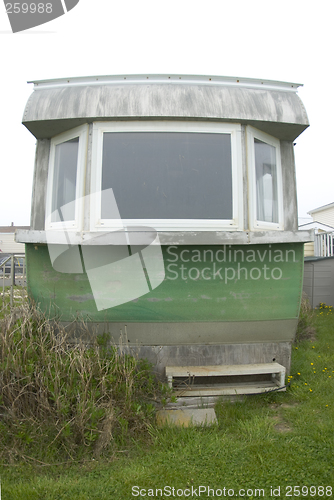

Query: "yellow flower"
(310, 389), (312, 392)
(297, 372), (301, 375)
(311, 363), (314, 365)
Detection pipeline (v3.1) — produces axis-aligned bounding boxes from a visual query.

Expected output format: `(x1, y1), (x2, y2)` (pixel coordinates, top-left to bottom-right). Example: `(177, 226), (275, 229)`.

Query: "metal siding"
(303, 259), (334, 307)
(280, 141), (298, 231)
(304, 242), (315, 257)
(17, 229), (314, 246)
(26, 242), (304, 344)
(312, 207), (334, 228)
(0, 234), (25, 254)
(30, 139), (50, 230)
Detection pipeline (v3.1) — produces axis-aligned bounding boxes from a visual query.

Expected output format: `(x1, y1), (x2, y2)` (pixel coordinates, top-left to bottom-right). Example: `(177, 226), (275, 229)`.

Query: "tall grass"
(0, 303), (166, 463)
(295, 292), (316, 343)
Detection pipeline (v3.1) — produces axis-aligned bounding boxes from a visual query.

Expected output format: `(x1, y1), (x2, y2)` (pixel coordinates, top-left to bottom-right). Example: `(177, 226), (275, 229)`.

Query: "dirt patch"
(269, 402), (299, 433)
(280, 402), (299, 409)
(271, 415), (293, 433)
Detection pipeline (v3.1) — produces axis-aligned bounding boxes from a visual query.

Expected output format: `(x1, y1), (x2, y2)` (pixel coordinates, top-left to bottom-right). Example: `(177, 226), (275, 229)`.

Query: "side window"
(247, 127), (283, 230)
(51, 137), (79, 222)
(254, 139), (278, 224)
(46, 125), (88, 229)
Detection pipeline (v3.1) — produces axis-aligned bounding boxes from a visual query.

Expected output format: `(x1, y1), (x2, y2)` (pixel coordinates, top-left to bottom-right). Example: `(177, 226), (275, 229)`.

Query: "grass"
(0, 300), (334, 499)
(0, 286), (27, 319)
(0, 301), (168, 466)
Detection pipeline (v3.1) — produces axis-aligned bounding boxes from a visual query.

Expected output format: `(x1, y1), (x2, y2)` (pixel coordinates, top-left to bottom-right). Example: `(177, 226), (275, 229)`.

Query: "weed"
(316, 302), (334, 316)
(295, 292), (316, 342)
(0, 303), (165, 463)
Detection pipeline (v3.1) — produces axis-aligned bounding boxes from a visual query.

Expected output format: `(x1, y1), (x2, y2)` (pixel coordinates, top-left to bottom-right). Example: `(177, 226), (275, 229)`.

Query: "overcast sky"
(0, 0), (333, 227)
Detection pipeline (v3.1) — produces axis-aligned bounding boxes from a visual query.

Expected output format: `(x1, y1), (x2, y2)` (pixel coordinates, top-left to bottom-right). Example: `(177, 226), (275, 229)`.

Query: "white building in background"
(308, 202), (334, 228)
(300, 203), (334, 308)
(0, 224), (29, 254)
(299, 203), (334, 258)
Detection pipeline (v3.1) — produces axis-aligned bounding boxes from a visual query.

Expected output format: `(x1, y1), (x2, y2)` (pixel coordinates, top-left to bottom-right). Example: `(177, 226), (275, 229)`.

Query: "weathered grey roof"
(22, 74), (309, 140)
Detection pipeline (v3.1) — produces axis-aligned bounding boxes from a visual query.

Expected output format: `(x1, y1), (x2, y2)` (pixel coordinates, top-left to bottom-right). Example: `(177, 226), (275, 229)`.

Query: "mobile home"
(17, 75), (312, 386)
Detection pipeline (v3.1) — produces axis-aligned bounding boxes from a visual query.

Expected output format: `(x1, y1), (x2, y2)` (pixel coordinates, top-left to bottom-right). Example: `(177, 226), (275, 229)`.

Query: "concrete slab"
(156, 408), (217, 427)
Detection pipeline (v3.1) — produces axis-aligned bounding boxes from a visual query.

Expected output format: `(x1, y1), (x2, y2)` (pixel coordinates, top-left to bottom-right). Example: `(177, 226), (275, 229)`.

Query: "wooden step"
(166, 362), (286, 396)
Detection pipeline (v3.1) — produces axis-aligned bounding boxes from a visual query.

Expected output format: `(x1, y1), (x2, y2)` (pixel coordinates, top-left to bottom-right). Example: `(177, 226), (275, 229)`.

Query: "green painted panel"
(25, 242), (304, 323)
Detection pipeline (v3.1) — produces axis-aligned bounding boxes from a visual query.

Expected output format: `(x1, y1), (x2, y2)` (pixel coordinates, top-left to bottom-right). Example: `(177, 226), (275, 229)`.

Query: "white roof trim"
(28, 74), (303, 93)
(299, 221), (334, 232)
(308, 202), (334, 215)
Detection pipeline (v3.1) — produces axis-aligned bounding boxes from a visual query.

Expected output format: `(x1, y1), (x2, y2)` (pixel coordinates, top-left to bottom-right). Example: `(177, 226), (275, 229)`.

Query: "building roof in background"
(298, 221), (334, 232)
(0, 225), (30, 233)
(308, 202), (334, 215)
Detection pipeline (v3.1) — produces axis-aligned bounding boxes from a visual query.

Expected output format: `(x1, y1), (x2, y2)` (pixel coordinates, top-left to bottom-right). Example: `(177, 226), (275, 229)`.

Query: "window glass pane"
(51, 138), (79, 222)
(254, 139), (278, 223)
(101, 132), (232, 220)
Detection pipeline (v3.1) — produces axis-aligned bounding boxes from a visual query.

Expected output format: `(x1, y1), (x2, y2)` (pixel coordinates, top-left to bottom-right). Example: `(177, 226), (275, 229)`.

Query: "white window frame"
(45, 125), (88, 231)
(247, 126), (284, 231)
(90, 121), (243, 232)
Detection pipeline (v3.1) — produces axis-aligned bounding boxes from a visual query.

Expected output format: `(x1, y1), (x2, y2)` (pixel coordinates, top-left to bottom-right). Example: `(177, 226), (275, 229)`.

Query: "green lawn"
(1, 308), (334, 499)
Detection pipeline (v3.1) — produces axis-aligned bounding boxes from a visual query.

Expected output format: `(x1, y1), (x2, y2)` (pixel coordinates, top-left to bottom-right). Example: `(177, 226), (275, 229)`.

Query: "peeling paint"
(42, 270), (60, 282)
(68, 294), (94, 303)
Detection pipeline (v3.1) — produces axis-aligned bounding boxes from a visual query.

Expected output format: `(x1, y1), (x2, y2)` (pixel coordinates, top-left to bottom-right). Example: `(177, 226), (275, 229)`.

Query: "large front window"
(101, 132), (232, 220)
(45, 122), (285, 233)
(91, 122), (242, 231)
